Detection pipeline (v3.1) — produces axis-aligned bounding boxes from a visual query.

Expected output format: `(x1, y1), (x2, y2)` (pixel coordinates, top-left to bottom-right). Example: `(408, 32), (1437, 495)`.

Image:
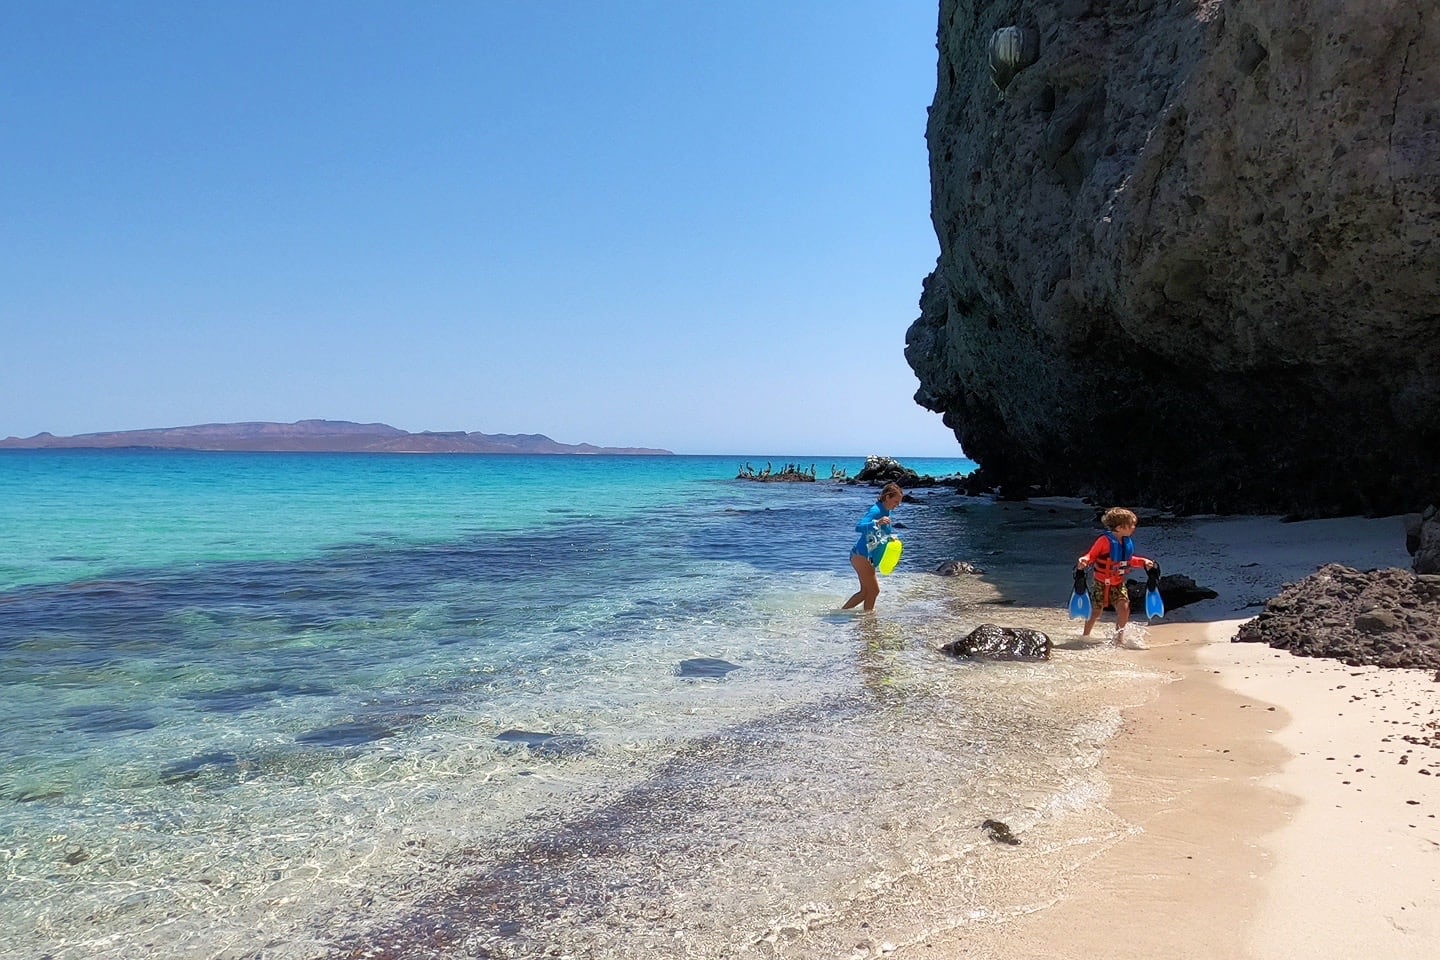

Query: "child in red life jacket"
(1076, 507), (1158, 639)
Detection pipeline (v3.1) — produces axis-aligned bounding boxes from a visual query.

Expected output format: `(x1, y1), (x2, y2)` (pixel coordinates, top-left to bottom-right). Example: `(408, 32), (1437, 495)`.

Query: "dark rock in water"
(854, 456), (923, 486)
(160, 751), (241, 785)
(677, 657), (741, 679)
(851, 456), (946, 489)
(942, 624), (1051, 661)
(933, 559), (986, 576)
(61, 704), (157, 734)
(14, 788), (65, 803)
(181, 680), (333, 714)
(735, 462), (817, 482)
(981, 818), (1021, 845)
(294, 721), (397, 748)
(1235, 564), (1440, 669)
(908, 3), (1440, 516)
(493, 729), (591, 757)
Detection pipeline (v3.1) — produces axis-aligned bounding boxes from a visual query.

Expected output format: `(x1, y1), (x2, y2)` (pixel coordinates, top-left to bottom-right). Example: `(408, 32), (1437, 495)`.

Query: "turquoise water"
(0, 451), (1161, 959)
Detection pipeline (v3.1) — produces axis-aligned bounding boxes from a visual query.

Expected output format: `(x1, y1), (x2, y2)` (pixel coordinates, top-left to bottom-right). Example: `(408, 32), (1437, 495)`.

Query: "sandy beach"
(907, 511), (1440, 959)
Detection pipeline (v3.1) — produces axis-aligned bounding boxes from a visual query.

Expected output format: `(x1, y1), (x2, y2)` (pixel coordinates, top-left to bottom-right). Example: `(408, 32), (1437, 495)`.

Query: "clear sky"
(2, 1), (956, 457)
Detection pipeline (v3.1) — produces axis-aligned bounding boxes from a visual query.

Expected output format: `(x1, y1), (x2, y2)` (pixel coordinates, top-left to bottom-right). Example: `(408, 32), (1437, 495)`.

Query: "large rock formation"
(907, 0), (1440, 516)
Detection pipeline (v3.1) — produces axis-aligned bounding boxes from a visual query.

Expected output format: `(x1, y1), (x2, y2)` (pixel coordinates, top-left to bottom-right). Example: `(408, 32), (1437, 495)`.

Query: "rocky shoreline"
(1235, 564), (1440, 674)
(851, 457), (1440, 679)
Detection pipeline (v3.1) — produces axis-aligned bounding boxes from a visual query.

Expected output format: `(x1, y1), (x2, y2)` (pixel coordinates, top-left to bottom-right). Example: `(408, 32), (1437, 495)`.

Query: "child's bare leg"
(1082, 611), (1099, 636)
(1115, 597), (1131, 632)
(843, 554), (880, 610)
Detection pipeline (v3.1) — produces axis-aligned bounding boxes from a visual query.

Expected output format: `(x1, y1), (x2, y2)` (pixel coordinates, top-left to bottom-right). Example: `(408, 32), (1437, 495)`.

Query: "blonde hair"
(880, 483), (904, 503)
(1101, 507), (1138, 531)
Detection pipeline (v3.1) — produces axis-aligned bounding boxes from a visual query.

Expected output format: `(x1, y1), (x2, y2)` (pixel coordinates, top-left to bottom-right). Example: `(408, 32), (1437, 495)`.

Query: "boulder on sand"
(941, 624), (1051, 661)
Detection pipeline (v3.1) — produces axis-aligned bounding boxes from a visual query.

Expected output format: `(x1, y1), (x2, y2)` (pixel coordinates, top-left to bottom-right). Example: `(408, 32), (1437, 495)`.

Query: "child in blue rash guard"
(842, 483), (903, 612)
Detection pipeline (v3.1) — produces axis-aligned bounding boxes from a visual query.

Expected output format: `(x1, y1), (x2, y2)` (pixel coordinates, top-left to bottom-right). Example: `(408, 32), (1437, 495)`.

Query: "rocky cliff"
(906, 0), (1440, 515)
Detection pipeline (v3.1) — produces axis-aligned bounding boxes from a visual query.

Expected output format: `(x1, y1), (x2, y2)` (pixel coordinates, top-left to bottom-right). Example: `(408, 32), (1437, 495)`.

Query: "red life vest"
(1087, 533), (1147, 586)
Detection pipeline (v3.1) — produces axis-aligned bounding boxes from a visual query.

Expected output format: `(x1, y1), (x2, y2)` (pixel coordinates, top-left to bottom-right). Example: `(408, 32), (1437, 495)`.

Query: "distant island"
(0, 420), (673, 455)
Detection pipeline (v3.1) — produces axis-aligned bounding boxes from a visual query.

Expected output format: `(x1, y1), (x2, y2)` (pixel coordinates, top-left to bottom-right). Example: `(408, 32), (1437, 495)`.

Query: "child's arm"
(1076, 536), (1108, 569)
(856, 504), (884, 534)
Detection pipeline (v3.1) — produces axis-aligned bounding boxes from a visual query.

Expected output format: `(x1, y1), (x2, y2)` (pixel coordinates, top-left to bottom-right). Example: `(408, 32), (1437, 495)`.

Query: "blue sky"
(1, 1), (955, 456)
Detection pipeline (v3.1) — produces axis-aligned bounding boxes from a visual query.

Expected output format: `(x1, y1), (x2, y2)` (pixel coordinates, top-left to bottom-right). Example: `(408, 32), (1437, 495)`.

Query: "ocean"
(0, 451), (1167, 959)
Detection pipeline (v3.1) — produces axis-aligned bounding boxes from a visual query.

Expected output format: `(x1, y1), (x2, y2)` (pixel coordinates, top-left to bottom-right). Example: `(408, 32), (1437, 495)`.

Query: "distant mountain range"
(0, 420), (672, 455)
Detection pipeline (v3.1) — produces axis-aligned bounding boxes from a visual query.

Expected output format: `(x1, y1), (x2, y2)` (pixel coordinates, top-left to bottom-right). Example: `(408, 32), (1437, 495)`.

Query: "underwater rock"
(493, 730), (592, 757)
(159, 751), (242, 784)
(677, 657), (741, 679)
(294, 721), (396, 748)
(941, 624), (1051, 661)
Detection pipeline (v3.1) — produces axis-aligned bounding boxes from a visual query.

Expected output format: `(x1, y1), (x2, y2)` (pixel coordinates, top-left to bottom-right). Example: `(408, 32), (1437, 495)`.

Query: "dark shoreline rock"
(942, 624), (1051, 661)
(735, 462), (817, 482)
(1123, 574), (1217, 614)
(849, 455), (967, 490)
(1409, 505), (1440, 574)
(1235, 564), (1440, 670)
(933, 559), (986, 576)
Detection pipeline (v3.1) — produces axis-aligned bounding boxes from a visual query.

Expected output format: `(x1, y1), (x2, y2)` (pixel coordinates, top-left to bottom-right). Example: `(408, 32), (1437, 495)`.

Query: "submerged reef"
(907, 0), (1440, 516)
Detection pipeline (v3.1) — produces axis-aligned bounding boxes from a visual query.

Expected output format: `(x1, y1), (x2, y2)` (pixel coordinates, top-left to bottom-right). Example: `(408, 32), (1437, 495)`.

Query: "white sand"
(1202, 625), (1440, 958)
(904, 511), (1440, 959)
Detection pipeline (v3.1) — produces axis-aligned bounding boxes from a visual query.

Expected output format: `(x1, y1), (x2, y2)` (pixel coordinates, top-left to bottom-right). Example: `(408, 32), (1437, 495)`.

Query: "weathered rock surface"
(852, 456), (930, 488)
(1123, 573), (1218, 612)
(933, 559), (987, 575)
(736, 463), (817, 482)
(907, 0), (1440, 516)
(1235, 563), (1440, 668)
(941, 623), (1052, 660)
(1409, 504), (1440, 574)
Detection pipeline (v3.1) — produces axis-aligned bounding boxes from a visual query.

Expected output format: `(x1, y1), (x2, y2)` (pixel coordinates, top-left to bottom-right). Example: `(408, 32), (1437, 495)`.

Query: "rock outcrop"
(1235, 563), (1440, 668)
(852, 456), (929, 488)
(941, 623), (1052, 660)
(1124, 572), (1218, 612)
(907, 0), (1440, 516)
(1408, 505), (1440, 574)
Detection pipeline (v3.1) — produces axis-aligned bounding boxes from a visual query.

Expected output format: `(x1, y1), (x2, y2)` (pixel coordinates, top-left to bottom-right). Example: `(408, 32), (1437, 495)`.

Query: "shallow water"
(0, 452), (1166, 959)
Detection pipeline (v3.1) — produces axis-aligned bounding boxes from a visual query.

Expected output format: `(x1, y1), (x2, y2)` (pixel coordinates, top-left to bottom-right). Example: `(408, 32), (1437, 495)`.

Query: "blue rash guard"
(851, 502), (892, 563)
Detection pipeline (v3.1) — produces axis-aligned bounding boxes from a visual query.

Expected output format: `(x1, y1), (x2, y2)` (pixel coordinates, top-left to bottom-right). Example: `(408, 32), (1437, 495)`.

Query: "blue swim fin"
(1144, 564), (1164, 619)
(1069, 568), (1091, 620)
